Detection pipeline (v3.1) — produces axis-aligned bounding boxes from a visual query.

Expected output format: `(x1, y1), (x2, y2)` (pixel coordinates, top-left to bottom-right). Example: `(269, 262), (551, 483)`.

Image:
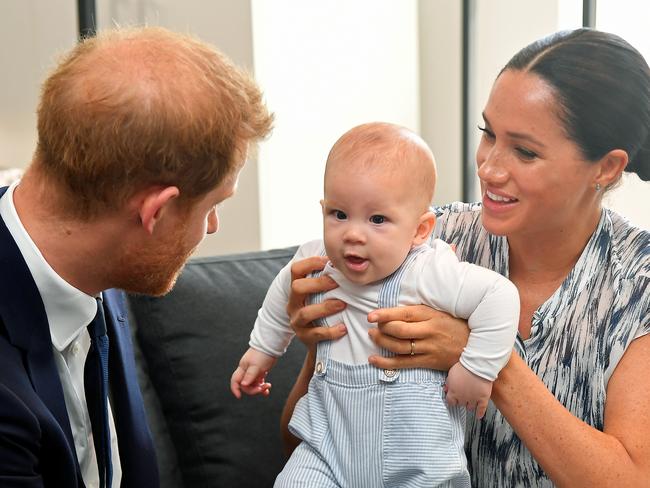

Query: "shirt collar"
(535, 210), (612, 320)
(0, 181), (97, 351)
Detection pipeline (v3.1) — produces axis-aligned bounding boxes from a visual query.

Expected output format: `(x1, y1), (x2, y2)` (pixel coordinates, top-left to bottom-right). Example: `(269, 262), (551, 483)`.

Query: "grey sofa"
(127, 246), (305, 488)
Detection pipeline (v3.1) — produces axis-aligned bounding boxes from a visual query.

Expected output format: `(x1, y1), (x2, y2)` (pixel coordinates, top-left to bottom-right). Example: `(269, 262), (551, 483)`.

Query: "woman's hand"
(367, 305), (469, 370)
(287, 256), (347, 348)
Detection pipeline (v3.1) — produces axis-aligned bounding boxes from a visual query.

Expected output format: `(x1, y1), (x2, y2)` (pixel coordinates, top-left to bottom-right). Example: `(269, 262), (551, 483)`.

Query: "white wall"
(0, 1), (76, 169)
(251, 0), (420, 250)
(419, 0), (463, 206)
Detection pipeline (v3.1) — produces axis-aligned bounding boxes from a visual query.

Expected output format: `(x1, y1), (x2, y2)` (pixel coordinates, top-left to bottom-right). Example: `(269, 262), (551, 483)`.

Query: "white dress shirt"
(0, 181), (122, 488)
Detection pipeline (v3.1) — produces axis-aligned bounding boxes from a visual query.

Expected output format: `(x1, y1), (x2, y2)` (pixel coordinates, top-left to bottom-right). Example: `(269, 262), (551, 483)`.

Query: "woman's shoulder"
(606, 210), (650, 280)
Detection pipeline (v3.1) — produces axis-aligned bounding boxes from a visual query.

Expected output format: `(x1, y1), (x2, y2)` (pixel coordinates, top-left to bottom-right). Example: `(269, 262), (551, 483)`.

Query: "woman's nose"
(477, 146), (508, 184)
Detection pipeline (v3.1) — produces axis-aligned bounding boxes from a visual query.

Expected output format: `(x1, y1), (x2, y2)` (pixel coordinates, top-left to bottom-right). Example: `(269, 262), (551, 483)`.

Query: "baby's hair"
(325, 122), (437, 211)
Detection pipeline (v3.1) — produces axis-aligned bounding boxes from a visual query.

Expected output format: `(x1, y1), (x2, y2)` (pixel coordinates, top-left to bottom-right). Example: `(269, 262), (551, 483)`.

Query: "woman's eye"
(370, 215), (385, 224)
(516, 147), (538, 160)
(334, 210), (347, 220)
(477, 125), (495, 139)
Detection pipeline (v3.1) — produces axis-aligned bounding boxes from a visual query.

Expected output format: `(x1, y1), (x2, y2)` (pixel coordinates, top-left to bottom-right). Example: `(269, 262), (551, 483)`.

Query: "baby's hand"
(444, 362), (493, 419)
(230, 348), (277, 399)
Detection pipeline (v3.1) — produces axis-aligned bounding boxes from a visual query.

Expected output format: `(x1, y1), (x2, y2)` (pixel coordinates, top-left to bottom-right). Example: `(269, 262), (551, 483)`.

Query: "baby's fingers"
(475, 399), (488, 419)
(445, 390), (459, 407)
(240, 381), (272, 397)
(241, 365), (265, 386)
(230, 367), (245, 399)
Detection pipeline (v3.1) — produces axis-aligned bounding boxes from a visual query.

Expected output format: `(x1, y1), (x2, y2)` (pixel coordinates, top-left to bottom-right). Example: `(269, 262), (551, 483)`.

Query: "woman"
(282, 29), (650, 487)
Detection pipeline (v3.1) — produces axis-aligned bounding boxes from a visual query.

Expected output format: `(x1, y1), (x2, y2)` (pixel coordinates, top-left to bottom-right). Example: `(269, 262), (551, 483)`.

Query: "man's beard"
(112, 225), (196, 296)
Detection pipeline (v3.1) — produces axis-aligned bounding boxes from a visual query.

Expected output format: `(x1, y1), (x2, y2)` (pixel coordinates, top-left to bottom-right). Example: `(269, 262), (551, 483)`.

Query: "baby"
(231, 122), (519, 487)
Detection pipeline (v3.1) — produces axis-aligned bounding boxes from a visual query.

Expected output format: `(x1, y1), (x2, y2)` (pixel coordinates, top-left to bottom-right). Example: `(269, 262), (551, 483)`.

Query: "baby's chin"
(336, 265), (391, 287)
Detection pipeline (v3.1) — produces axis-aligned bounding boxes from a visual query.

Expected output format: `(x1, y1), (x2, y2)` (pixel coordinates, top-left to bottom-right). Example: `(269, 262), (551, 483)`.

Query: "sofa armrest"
(127, 246), (304, 488)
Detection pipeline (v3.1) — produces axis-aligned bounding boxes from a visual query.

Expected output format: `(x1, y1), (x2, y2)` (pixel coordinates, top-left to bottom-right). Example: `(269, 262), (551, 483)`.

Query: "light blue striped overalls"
(275, 248), (471, 488)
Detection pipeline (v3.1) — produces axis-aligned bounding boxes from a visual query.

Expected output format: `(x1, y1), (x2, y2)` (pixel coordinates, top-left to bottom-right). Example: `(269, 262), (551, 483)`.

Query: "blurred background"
(1, 0), (648, 257)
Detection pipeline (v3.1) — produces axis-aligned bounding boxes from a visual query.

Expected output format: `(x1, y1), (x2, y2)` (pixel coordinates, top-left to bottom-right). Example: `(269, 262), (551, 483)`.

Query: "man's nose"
(207, 208), (219, 234)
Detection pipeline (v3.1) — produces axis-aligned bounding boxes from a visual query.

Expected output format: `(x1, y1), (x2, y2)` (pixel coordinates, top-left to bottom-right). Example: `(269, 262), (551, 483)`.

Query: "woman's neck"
(507, 207), (602, 283)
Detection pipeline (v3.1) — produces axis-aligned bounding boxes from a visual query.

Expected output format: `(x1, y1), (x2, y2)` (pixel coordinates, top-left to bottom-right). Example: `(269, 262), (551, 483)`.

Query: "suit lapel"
(0, 187), (78, 460)
(104, 289), (160, 486)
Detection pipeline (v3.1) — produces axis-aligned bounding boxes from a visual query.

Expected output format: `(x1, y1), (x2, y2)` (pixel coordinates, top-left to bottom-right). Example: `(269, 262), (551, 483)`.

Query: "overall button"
(383, 369), (396, 378)
(315, 361), (324, 374)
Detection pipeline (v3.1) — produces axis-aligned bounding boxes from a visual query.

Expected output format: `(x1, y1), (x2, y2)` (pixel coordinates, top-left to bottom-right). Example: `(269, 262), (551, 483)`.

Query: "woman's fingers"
(291, 274), (338, 297)
(368, 328), (429, 353)
(294, 323), (348, 346)
(290, 255), (329, 282)
(286, 255), (347, 347)
(367, 305), (470, 371)
(368, 352), (434, 370)
(290, 299), (346, 330)
(368, 304), (439, 326)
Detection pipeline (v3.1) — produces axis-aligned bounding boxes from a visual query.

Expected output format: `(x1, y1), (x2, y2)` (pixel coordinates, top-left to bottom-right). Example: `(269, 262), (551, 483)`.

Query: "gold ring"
(410, 339), (415, 356)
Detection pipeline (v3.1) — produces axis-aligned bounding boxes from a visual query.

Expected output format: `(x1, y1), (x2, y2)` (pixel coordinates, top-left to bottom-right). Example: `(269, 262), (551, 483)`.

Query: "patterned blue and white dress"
(433, 202), (650, 487)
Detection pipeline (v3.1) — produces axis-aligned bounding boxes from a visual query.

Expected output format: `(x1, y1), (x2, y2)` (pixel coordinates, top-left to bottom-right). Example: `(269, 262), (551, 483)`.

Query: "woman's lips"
(483, 189), (518, 213)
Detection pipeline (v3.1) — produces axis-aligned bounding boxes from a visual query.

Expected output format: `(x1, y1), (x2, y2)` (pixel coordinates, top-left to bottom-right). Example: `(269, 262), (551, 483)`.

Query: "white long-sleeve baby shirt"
(249, 239), (519, 381)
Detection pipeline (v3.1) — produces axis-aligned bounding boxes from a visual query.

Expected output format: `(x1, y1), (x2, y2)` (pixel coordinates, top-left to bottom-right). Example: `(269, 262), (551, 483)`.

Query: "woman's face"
(476, 69), (601, 240)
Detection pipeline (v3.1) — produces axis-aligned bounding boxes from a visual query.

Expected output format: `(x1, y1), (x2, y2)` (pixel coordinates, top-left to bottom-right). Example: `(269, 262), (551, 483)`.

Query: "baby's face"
(322, 165), (424, 285)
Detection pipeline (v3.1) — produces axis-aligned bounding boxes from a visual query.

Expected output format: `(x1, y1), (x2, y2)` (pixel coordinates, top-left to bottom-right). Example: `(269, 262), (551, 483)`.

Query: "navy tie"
(84, 297), (113, 488)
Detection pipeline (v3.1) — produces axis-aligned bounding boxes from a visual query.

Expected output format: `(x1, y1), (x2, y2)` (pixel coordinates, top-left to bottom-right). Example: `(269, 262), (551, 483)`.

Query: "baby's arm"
(414, 241), (519, 415)
(230, 347), (276, 399)
(231, 240), (326, 399)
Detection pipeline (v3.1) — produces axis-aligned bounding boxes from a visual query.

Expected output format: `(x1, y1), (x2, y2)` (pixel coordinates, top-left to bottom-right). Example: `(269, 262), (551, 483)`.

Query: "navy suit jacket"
(0, 187), (159, 487)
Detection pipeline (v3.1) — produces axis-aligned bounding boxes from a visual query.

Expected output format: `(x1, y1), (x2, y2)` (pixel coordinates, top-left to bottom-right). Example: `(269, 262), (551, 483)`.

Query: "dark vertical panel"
(462, 0), (476, 201)
(583, 0), (597, 28)
(78, 0), (97, 40)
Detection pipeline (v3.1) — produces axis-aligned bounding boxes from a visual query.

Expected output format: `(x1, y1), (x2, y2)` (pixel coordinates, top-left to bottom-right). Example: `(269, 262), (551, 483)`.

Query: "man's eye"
(334, 210), (347, 220)
(370, 215), (385, 224)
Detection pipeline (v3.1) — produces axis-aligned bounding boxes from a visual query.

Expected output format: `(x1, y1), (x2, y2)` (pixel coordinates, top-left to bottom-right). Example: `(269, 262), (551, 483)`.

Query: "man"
(0, 27), (273, 487)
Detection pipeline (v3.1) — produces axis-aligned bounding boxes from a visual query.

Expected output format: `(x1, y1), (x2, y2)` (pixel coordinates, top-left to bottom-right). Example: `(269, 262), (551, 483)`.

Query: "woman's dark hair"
(503, 28), (650, 182)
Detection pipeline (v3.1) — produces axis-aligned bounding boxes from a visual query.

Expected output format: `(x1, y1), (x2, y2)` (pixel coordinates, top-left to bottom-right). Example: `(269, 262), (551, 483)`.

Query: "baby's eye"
(334, 210), (347, 220)
(370, 215), (386, 224)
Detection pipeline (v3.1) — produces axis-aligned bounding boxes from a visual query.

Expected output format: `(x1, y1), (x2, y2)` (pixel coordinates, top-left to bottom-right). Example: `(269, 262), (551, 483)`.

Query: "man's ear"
(413, 211), (436, 246)
(136, 186), (181, 235)
(595, 149), (628, 190)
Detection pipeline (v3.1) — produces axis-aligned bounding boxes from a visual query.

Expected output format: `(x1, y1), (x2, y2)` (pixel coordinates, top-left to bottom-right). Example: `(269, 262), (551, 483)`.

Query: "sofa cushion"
(128, 246), (304, 488)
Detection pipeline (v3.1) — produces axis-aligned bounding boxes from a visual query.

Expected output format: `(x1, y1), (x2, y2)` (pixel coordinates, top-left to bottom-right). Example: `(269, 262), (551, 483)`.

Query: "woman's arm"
(492, 334), (650, 487)
(280, 256), (347, 454)
(369, 306), (650, 486)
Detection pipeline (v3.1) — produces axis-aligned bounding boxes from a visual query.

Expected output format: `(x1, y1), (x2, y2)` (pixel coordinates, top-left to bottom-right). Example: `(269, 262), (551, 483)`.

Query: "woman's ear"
(413, 211), (436, 246)
(596, 149), (628, 189)
(135, 186), (180, 235)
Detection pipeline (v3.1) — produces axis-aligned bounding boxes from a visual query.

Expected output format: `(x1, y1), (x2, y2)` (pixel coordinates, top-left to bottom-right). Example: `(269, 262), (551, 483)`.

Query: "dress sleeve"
(414, 240), (520, 380)
(248, 240), (324, 357)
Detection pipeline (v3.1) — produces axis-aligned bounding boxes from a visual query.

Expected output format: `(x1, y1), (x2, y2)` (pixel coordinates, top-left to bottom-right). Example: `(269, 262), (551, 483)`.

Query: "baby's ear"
(413, 211), (436, 245)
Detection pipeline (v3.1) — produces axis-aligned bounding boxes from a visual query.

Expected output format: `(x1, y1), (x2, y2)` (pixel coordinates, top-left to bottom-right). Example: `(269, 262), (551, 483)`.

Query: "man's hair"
(325, 122), (437, 210)
(34, 27), (273, 219)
